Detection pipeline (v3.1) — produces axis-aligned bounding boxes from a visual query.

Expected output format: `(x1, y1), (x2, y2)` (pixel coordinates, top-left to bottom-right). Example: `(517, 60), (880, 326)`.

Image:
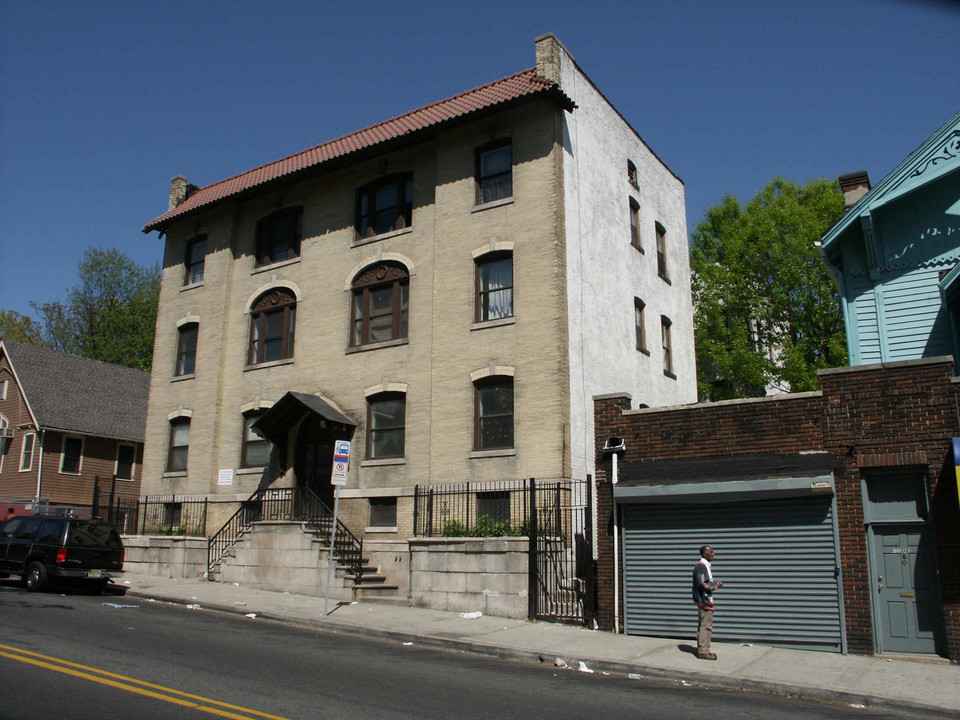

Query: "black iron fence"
(91, 478), (208, 536)
(413, 479), (530, 537)
(414, 477), (596, 626)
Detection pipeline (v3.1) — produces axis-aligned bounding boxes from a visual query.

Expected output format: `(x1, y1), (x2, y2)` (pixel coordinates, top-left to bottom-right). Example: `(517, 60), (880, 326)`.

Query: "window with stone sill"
(255, 206), (302, 267)
(356, 174), (413, 239)
(627, 160), (638, 188)
(167, 418), (190, 473)
(656, 221), (668, 280)
(635, 298), (647, 352)
(241, 412), (272, 468)
(474, 376), (514, 451)
(184, 235), (207, 285)
(369, 497), (397, 528)
(476, 140), (513, 205)
(366, 392), (405, 460)
(630, 198), (642, 250)
(351, 262), (409, 347)
(476, 252), (513, 322)
(661, 315), (673, 375)
(176, 323), (198, 376)
(249, 288), (296, 365)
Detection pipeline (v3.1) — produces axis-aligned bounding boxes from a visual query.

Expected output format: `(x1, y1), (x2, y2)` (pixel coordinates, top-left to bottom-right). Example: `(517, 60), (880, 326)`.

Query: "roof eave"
(143, 86), (574, 235)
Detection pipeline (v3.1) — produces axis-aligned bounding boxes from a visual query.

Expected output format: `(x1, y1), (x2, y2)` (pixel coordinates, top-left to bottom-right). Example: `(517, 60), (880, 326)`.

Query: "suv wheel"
(24, 561), (47, 592)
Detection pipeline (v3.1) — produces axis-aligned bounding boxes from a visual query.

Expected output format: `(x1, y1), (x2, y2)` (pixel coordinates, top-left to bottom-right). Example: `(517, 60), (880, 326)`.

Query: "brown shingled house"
(0, 339), (150, 515)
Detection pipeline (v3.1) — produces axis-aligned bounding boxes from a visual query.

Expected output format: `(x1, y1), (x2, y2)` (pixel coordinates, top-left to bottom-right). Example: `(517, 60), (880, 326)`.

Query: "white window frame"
(20, 432), (35, 472)
(60, 435), (84, 475)
(0, 379), (7, 400)
(0, 415), (7, 473)
(115, 442), (137, 481)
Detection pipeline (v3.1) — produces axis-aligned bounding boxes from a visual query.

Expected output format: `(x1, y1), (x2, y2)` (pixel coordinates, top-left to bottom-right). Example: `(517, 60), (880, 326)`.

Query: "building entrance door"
(294, 416), (334, 508)
(870, 525), (939, 654)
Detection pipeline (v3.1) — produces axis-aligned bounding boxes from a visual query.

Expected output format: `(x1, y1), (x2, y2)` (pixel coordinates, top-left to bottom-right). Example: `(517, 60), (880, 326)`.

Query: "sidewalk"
(118, 572), (957, 716)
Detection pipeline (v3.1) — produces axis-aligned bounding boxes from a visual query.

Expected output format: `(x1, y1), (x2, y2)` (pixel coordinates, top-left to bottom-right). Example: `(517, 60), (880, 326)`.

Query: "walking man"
(692, 545), (723, 660)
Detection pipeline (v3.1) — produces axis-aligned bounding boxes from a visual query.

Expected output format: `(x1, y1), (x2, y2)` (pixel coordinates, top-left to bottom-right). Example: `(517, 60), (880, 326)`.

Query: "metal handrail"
(206, 487), (364, 582)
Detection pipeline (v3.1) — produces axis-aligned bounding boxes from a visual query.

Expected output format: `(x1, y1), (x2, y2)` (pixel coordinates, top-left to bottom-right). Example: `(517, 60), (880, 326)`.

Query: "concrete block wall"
(410, 537), (528, 618)
(122, 535), (208, 578)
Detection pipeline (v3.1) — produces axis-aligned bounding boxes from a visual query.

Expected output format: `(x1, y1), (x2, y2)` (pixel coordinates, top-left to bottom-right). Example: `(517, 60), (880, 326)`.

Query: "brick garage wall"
(593, 359), (960, 661)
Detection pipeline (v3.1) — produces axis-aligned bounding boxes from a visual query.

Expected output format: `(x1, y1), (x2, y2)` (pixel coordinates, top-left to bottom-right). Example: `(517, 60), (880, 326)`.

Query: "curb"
(124, 588), (949, 718)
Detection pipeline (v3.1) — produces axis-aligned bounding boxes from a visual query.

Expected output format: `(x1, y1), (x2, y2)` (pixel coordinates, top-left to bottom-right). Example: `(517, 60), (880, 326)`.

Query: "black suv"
(0, 515), (124, 593)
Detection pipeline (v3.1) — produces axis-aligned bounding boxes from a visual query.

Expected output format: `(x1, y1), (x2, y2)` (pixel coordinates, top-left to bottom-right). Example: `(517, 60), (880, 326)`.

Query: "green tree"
(66, 248), (161, 370)
(690, 177), (848, 400)
(0, 309), (46, 345)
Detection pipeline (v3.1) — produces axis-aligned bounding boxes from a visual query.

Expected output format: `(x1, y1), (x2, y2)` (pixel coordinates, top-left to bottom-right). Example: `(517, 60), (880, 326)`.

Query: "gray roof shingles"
(2, 340), (150, 443)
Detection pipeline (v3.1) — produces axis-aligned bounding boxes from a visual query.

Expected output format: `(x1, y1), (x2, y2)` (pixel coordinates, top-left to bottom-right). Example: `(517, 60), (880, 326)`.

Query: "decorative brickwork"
(594, 359), (960, 661)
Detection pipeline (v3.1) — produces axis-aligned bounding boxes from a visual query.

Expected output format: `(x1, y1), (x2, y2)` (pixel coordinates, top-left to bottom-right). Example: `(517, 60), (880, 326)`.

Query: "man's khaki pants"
(697, 605), (714, 655)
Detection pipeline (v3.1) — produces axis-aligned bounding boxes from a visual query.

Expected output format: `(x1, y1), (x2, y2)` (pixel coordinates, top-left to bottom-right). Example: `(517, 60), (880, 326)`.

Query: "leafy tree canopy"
(1, 248), (160, 371)
(690, 177), (848, 400)
(0, 309), (45, 345)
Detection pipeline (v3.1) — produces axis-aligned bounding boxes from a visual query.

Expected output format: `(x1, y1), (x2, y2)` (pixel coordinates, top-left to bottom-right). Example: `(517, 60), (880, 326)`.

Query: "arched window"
(351, 262), (409, 346)
(474, 376), (514, 450)
(475, 251), (513, 322)
(249, 288), (297, 364)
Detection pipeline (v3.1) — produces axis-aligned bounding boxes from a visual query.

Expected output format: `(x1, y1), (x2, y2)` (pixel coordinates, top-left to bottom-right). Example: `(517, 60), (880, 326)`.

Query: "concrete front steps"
(210, 520), (402, 602)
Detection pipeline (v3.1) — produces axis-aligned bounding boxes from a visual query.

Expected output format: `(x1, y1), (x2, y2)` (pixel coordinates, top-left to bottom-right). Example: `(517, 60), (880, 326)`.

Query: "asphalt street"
(0, 581), (943, 720)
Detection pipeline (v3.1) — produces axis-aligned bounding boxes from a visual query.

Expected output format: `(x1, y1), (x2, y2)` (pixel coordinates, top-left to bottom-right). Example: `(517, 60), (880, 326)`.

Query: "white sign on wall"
(218, 468), (234, 486)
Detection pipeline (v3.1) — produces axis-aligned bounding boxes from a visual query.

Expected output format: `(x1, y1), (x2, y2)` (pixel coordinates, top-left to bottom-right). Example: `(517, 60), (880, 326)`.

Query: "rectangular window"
(475, 377), (514, 450)
(627, 160), (638, 188)
(476, 140), (512, 204)
(167, 419), (190, 473)
(241, 414), (271, 468)
(629, 199), (641, 250)
(184, 236), (207, 285)
(367, 394), (405, 459)
(656, 222), (668, 280)
(634, 298), (647, 351)
(255, 207), (302, 267)
(661, 316), (674, 376)
(60, 436), (83, 474)
(0, 416), (7, 473)
(476, 491), (510, 524)
(369, 497), (397, 528)
(0, 379), (6, 400)
(116, 444), (136, 480)
(476, 253), (513, 322)
(176, 324), (198, 376)
(20, 432), (35, 472)
(356, 174), (413, 238)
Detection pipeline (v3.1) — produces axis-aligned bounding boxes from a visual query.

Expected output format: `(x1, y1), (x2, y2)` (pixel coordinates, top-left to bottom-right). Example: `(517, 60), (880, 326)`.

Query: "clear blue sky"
(1, 0), (957, 318)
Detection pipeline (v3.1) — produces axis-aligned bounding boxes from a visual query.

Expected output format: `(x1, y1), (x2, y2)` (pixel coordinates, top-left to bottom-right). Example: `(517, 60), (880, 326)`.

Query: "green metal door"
(871, 525), (939, 654)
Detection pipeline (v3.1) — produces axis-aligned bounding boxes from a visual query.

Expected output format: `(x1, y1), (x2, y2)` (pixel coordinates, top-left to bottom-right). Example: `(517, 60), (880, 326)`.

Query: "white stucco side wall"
(540, 35), (697, 480)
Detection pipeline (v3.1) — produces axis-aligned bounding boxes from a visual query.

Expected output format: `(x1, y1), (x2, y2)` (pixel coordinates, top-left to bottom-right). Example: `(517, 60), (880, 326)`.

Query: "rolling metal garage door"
(621, 495), (843, 652)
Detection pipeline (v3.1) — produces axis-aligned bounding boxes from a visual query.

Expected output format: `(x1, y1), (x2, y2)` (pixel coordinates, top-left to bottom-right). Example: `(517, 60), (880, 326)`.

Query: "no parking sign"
(331, 440), (351, 485)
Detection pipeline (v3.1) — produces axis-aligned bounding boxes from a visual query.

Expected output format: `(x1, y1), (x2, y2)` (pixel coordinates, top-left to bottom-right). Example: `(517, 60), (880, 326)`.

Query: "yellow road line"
(0, 643), (295, 720)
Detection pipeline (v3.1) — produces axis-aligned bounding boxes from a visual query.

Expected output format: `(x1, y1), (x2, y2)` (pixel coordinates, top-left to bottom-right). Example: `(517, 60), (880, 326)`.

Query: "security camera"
(603, 436), (626, 453)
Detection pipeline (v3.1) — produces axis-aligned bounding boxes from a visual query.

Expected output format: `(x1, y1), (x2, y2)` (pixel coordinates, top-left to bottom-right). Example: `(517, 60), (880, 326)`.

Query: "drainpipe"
(35, 429), (45, 511)
(612, 450), (620, 634)
(602, 436), (626, 634)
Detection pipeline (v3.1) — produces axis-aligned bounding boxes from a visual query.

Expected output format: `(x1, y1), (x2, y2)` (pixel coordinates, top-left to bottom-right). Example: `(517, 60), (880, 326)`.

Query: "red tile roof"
(144, 68), (572, 232)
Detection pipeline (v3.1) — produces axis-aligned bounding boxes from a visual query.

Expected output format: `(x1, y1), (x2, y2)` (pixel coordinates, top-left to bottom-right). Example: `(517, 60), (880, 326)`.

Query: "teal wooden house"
(819, 110), (960, 369)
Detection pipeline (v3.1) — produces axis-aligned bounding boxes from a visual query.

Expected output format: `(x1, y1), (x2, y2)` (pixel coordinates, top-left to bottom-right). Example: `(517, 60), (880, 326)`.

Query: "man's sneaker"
(698, 652), (718, 660)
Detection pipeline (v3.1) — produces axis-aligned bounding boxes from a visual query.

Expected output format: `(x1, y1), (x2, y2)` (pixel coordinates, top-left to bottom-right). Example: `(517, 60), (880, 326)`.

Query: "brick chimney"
(169, 175), (199, 211)
(838, 171), (871, 209)
(535, 33), (572, 86)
